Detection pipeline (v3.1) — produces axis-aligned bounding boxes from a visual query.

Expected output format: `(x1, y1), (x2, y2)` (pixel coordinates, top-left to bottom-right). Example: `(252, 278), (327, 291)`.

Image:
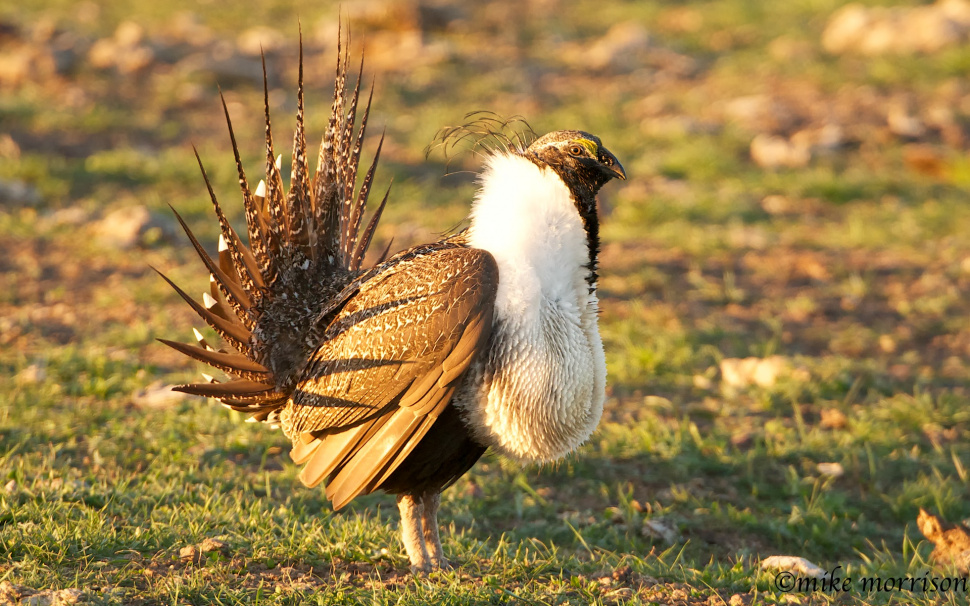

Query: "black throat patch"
(568, 188), (600, 294)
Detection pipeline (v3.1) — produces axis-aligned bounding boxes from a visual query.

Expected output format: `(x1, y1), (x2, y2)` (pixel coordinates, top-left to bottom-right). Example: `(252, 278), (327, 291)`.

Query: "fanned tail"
(159, 32), (389, 423)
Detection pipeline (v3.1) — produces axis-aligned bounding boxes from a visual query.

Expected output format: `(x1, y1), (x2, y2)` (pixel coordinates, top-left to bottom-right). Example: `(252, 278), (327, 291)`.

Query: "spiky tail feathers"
(158, 37), (390, 423)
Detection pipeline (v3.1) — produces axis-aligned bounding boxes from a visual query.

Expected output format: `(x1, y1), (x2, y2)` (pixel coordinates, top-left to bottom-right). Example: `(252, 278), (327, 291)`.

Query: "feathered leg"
(421, 491), (449, 569)
(397, 494), (431, 573)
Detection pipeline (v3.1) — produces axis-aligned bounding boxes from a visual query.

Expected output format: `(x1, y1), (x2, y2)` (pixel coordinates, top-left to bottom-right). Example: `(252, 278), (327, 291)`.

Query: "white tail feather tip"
(202, 292), (218, 308)
(255, 180), (267, 197)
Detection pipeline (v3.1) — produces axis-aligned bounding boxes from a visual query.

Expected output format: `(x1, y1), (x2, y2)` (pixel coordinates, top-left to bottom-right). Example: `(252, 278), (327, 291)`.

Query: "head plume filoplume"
(426, 111), (538, 173)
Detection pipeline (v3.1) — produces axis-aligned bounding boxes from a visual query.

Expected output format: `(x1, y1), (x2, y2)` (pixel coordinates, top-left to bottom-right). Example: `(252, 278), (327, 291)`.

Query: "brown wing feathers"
(286, 248), (498, 507)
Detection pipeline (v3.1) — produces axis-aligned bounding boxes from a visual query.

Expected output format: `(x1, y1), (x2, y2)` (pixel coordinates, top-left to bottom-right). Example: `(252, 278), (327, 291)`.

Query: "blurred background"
(3, 0), (970, 602)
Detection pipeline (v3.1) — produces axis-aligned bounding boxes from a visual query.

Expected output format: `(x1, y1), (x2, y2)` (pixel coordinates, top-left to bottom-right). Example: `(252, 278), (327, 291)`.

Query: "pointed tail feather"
(351, 185), (390, 271)
(169, 208), (253, 325)
(344, 57), (369, 204)
(286, 30), (314, 264)
(346, 133), (384, 264)
(157, 339), (271, 380)
(174, 378), (280, 400)
(154, 269), (251, 351)
(193, 148), (259, 302)
(262, 58), (289, 266)
(220, 90), (277, 286)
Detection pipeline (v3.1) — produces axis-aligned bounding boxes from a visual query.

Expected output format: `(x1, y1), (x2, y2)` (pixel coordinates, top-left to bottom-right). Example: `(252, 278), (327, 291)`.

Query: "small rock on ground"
(0, 582), (84, 606)
(95, 205), (173, 249)
(760, 555), (827, 578)
(0, 179), (42, 206)
(130, 382), (190, 409)
(199, 537), (229, 553)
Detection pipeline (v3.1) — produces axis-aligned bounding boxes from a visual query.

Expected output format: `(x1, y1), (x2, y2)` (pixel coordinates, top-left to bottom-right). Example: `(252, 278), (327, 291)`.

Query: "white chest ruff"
(455, 153), (606, 463)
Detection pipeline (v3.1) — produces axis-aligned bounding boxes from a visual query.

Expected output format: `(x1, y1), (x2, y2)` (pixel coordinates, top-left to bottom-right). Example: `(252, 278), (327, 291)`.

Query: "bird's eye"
(568, 145), (584, 156)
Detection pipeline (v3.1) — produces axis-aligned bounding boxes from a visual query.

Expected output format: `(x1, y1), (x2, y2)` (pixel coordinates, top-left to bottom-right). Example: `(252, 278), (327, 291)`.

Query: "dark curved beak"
(600, 149), (626, 181)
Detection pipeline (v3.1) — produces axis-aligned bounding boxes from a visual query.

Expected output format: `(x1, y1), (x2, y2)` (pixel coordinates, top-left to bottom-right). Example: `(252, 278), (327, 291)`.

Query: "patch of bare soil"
(100, 553), (755, 605)
(0, 231), (196, 369)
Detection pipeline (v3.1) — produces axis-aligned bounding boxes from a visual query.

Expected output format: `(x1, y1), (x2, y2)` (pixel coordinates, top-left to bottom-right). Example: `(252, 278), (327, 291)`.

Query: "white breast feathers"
(456, 152), (606, 463)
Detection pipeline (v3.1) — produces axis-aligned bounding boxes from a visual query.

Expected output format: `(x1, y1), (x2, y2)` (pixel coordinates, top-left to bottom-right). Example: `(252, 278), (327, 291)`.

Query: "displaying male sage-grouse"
(160, 40), (625, 572)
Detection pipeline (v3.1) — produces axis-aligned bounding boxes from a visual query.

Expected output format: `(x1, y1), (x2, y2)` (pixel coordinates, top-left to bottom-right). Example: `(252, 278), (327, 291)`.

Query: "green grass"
(4, 0), (970, 603)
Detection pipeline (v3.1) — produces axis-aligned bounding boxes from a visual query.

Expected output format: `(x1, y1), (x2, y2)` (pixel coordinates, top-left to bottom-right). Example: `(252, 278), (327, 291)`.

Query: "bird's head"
(524, 130), (626, 197)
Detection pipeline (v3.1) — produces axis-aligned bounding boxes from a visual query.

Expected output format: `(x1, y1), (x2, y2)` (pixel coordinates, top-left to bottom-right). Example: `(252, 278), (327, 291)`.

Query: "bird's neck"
(466, 153), (596, 320)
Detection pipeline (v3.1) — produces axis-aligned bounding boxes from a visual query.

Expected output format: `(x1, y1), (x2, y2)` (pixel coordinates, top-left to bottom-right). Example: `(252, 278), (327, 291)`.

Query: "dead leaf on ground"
(917, 508), (970, 573)
(819, 408), (848, 429)
(904, 144), (949, 178)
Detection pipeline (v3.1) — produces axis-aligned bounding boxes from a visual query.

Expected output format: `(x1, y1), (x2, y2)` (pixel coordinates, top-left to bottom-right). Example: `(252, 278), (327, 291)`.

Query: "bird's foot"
(409, 558), (450, 575)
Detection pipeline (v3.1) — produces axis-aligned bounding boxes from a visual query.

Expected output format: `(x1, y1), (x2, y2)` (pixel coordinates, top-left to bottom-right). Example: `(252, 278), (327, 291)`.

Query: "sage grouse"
(160, 41), (625, 572)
